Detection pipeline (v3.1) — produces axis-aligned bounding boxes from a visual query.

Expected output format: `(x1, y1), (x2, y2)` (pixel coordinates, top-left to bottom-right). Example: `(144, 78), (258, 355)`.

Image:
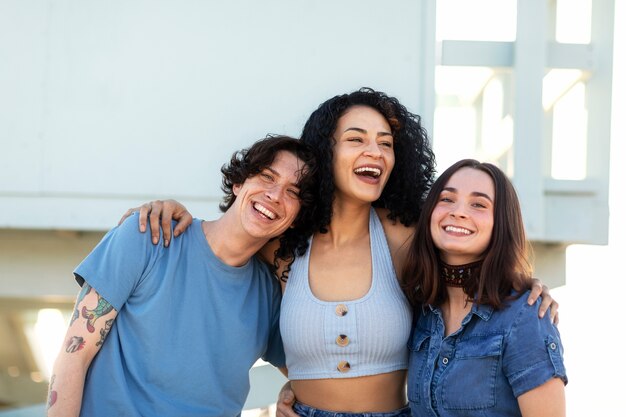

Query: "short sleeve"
(503, 296), (568, 397)
(262, 276), (286, 367)
(73, 213), (158, 312)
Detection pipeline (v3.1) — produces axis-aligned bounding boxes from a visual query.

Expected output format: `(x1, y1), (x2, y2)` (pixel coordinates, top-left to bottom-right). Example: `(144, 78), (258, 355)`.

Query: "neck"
(445, 286), (469, 307)
(202, 218), (267, 267)
(321, 201), (371, 247)
(440, 286), (472, 337)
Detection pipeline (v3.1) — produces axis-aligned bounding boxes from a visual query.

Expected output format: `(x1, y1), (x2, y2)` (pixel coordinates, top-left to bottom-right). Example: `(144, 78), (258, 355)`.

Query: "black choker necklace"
(440, 260), (482, 287)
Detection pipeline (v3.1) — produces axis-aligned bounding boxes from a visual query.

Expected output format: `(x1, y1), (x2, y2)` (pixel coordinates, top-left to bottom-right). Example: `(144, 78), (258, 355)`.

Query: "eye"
(347, 137), (363, 143)
(260, 172), (273, 181)
(472, 201), (491, 209)
(379, 140), (393, 148)
(287, 188), (300, 199)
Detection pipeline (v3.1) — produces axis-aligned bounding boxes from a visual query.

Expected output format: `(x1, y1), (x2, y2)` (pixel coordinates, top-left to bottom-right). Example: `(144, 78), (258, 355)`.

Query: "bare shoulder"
(374, 207), (416, 249)
(259, 239), (281, 264)
(259, 239), (289, 288)
(374, 207), (416, 275)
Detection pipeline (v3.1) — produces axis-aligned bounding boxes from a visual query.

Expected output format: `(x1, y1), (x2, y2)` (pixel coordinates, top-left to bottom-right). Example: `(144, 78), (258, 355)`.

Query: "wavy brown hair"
(220, 135), (318, 280)
(402, 159), (533, 309)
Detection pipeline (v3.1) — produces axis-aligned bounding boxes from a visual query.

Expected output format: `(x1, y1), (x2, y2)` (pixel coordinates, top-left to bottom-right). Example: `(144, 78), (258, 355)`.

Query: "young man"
(47, 136), (317, 417)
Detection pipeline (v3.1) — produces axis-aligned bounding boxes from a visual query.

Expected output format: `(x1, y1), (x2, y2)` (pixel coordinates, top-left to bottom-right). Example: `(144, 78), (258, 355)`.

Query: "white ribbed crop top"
(280, 208), (413, 379)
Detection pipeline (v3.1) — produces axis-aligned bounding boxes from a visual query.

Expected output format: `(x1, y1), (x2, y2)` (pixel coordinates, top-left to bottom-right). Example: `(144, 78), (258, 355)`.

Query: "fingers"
(128, 199), (190, 247)
(275, 381), (297, 417)
(162, 199), (192, 240)
(535, 283), (558, 323)
(162, 199), (192, 246)
(527, 279), (559, 322)
(172, 215), (192, 239)
(279, 387), (295, 405)
(160, 203), (174, 248)
(548, 300), (559, 324)
(275, 401), (298, 417)
(526, 279), (543, 307)
(118, 207), (139, 226)
(137, 203), (152, 234)
(537, 291), (552, 319)
(148, 201), (164, 245)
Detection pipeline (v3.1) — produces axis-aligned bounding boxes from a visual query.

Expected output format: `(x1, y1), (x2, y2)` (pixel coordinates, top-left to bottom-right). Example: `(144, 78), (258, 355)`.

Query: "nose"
(449, 204), (467, 218)
(363, 139), (383, 158)
(264, 184), (282, 202)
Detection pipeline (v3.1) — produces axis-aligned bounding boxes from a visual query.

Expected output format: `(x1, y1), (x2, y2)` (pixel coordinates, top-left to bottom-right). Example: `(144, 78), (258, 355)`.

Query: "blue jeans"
(293, 402), (411, 417)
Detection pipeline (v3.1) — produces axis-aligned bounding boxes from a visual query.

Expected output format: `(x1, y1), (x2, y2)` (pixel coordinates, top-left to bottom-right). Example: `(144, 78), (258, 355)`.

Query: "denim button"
(337, 361), (351, 372)
(335, 304), (348, 316)
(442, 357), (449, 365)
(550, 342), (557, 350)
(336, 334), (349, 347)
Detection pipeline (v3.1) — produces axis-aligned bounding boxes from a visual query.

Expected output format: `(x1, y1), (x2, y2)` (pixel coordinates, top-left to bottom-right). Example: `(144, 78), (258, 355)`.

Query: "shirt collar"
(471, 302), (494, 321)
(426, 301), (494, 321)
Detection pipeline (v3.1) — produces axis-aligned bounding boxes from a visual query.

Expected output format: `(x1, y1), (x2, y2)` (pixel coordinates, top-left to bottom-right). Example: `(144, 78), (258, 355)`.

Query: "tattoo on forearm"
(96, 319), (114, 347)
(65, 336), (86, 353)
(82, 296), (114, 333)
(70, 284), (92, 326)
(47, 374), (57, 409)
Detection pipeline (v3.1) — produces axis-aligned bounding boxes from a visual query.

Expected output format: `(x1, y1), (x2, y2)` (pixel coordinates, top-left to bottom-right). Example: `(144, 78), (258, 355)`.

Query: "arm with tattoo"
(47, 283), (118, 417)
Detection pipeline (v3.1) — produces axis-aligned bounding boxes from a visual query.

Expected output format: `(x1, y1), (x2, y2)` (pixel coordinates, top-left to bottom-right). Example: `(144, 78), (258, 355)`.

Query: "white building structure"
(0, 0), (615, 414)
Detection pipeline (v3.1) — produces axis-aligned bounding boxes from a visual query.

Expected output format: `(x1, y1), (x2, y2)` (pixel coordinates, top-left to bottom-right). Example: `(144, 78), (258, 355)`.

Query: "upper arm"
(262, 277), (286, 367)
(60, 283), (118, 368)
(74, 215), (156, 312)
(504, 300), (567, 397)
(375, 207), (416, 277)
(518, 377), (565, 417)
(259, 239), (292, 281)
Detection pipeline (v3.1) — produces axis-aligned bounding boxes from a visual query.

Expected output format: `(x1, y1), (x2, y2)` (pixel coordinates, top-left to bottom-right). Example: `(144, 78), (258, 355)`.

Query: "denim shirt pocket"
(407, 329), (431, 405)
(441, 333), (503, 410)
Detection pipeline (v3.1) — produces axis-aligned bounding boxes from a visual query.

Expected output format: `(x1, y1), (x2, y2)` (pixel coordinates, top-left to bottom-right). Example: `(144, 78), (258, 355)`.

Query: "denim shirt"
(407, 291), (567, 417)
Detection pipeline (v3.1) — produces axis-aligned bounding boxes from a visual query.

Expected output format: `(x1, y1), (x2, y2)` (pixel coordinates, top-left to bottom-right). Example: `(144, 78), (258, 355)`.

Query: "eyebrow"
(265, 166), (301, 189)
(343, 127), (393, 137)
(442, 187), (493, 202)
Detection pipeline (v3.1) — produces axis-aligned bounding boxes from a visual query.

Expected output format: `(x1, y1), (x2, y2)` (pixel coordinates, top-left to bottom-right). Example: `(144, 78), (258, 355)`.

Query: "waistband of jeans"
(293, 401), (410, 417)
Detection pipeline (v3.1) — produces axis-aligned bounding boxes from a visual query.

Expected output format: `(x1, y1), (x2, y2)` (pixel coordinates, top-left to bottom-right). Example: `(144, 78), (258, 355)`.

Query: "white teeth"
(445, 226), (471, 235)
(253, 203), (276, 220)
(354, 167), (381, 177)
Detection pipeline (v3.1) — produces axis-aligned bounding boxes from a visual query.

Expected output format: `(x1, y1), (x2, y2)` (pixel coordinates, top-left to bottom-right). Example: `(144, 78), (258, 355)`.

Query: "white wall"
(0, 0), (430, 230)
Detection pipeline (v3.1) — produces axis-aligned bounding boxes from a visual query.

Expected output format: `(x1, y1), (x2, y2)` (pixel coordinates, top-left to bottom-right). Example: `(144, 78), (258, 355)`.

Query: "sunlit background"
(434, 2), (625, 415)
(1, 0), (623, 416)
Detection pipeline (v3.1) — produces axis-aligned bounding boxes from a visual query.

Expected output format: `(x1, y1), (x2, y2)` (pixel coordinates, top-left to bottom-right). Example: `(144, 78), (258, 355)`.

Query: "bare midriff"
(291, 370), (407, 413)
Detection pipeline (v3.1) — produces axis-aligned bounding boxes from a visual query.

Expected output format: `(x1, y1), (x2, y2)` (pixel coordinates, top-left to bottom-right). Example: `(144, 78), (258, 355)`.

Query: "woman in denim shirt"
(402, 159), (567, 417)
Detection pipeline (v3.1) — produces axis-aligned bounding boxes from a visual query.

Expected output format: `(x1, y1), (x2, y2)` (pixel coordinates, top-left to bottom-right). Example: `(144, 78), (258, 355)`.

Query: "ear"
(233, 184), (242, 196)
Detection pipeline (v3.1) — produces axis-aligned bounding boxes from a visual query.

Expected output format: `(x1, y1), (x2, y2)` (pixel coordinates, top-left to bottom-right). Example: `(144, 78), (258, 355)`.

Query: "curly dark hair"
(220, 135), (318, 280)
(300, 87), (436, 233)
(401, 159), (533, 309)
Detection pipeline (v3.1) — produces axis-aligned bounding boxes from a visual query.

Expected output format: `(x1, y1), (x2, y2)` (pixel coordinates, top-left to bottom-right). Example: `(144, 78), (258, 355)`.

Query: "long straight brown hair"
(401, 159), (533, 308)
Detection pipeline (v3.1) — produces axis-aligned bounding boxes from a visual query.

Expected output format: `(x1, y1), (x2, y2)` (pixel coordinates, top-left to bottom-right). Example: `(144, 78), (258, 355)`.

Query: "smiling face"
(430, 167), (495, 265)
(232, 150), (304, 240)
(331, 105), (395, 205)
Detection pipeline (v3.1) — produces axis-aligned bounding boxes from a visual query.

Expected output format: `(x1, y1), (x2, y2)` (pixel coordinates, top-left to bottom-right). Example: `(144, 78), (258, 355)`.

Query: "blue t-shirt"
(407, 291), (567, 417)
(75, 214), (285, 417)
